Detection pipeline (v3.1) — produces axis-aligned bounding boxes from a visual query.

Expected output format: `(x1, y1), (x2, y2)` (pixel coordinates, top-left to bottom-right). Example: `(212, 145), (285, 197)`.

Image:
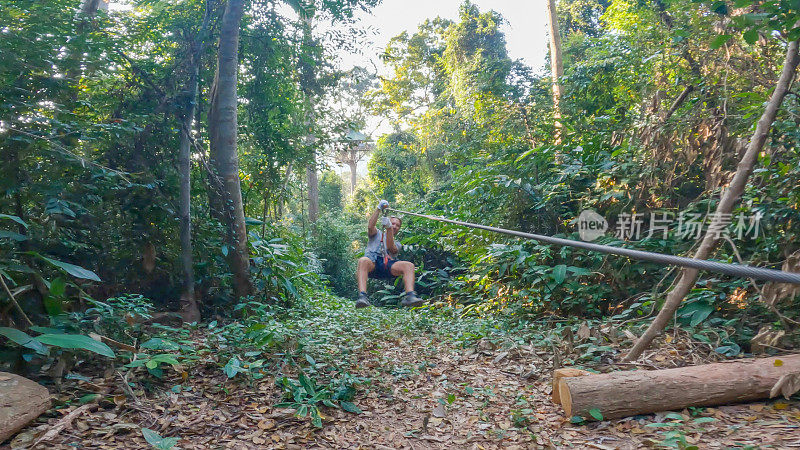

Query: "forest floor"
(6, 296), (800, 449)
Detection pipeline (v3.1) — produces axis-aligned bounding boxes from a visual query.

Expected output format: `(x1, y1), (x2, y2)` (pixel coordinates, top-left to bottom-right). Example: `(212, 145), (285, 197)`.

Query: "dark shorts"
(368, 258), (397, 279)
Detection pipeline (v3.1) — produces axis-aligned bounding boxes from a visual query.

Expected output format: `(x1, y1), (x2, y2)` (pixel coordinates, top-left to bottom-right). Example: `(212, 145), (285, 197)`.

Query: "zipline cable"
(387, 208), (800, 285)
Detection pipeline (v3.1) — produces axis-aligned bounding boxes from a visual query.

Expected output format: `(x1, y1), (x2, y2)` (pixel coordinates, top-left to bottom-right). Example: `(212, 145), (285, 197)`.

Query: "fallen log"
(552, 368), (591, 404)
(0, 372), (51, 443)
(558, 355), (800, 421)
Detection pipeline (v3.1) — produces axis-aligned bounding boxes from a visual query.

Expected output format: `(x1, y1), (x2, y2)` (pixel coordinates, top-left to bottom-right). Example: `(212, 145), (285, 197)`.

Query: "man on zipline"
(356, 200), (423, 308)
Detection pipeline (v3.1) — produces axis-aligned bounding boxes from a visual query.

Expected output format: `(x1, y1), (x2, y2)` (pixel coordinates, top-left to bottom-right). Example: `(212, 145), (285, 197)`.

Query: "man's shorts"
(368, 257), (397, 279)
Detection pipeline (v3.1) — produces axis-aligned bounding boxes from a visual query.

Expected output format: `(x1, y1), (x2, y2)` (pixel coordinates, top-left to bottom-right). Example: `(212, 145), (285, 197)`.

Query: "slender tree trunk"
(306, 164), (319, 223)
(624, 37), (800, 361)
(300, 14), (319, 224)
(177, 4), (211, 322)
(277, 161), (293, 219)
(545, 0), (564, 143)
(208, 0), (252, 300)
(348, 159), (357, 195)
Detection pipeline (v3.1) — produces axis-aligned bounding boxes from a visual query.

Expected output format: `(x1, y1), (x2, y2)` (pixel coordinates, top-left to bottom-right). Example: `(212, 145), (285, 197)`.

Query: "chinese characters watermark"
(577, 209), (763, 242)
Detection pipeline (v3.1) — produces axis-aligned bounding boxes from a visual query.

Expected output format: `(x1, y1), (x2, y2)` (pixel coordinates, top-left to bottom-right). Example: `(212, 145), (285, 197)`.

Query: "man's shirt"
(365, 229), (401, 262)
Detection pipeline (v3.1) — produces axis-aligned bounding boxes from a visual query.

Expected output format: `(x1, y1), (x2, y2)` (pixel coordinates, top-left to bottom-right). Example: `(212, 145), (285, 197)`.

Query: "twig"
(117, 370), (142, 405)
(89, 332), (136, 352)
(762, 344), (800, 354)
(32, 404), (96, 446)
(0, 272), (33, 327)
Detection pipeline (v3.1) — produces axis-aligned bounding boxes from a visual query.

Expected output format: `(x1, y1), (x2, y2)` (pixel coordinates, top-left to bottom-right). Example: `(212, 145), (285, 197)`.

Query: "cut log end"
(558, 378), (573, 417)
(552, 368), (591, 405)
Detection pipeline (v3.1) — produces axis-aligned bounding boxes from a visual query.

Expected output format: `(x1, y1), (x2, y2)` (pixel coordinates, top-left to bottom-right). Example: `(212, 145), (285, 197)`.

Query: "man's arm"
(367, 200), (388, 237)
(385, 226), (399, 255)
(367, 208), (380, 237)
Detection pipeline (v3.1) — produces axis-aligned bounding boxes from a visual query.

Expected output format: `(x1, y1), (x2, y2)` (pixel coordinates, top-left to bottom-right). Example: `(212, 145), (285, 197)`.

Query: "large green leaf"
(223, 356), (241, 378)
(0, 230), (28, 241)
(36, 334), (115, 358)
(552, 264), (567, 284)
(709, 34), (733, 49)
(743, 29), (759, 44)
(678, 301), (714, 327)
(141, 428), (179, 450)
(140, 338), (180, 350)
(0, 327), (48, 354)
(0, 214), (28, 228)
(37, 255), (101, 281)
(340, 401), (362, 414)
(30, 326), (67, 335)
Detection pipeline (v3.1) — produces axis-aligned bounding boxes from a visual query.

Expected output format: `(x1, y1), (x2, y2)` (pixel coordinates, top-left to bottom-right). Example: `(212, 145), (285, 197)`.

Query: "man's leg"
(357, 257), (375, 292)
(391, 261), (423, 307)
(390, 261), (416, 292)
(356, 257), (375, 308)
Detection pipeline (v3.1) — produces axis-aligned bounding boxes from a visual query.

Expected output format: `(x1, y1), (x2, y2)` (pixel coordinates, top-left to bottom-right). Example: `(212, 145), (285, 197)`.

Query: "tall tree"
(442, 2), (511, 109)
(178, 1), (211, 322)
(545, 0), (564, 142)
(300, 13), (319, 224)
(208, 0), (252, 299)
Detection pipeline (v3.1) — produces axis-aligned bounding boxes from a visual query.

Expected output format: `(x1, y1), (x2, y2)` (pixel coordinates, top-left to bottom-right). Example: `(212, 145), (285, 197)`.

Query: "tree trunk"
(277, 161), (293, 219)
(545, 0), (563, 143)
(208, 0), (252, 300)
(624, 36), (800, 362)
(348, 159), (357, 195)
(300, 14), (319, 224)
(306, 163), (319, 223)
(558, 355), (800, 420)
(177, 6), (211, 323)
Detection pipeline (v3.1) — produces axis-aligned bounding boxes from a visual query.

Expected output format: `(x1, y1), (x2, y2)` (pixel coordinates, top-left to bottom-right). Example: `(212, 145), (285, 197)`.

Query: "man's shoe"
(401, 291), (423, 307)
(356, 292), (371, 309)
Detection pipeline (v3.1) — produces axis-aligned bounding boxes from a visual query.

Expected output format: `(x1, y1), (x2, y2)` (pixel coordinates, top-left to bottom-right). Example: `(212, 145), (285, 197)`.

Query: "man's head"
(389, 216), (402, 234)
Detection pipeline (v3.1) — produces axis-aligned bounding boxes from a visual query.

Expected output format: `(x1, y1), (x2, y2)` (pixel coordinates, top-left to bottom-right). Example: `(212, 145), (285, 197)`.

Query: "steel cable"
(388, 208), (800, 285)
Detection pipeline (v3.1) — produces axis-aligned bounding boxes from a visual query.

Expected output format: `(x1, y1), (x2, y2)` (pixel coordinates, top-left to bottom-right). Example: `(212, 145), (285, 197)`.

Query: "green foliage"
(368, 132), (429, 203)
(319, 171), (345, 212)
(311, 211), (360, 297)
(442, 2), (512, 109)
(35, 334), (115, 358)
(274, 371), (358, 427)
(0, 327), (47, 354)
(358, 0), (800, 356)
(249, 227), (322, 304)
(558, 0), (610, 38)
(141, 428), (180, 450)
(0, 326), (116, 359)
(1, 0), (798, 422)
(588, 408), (603, 421)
